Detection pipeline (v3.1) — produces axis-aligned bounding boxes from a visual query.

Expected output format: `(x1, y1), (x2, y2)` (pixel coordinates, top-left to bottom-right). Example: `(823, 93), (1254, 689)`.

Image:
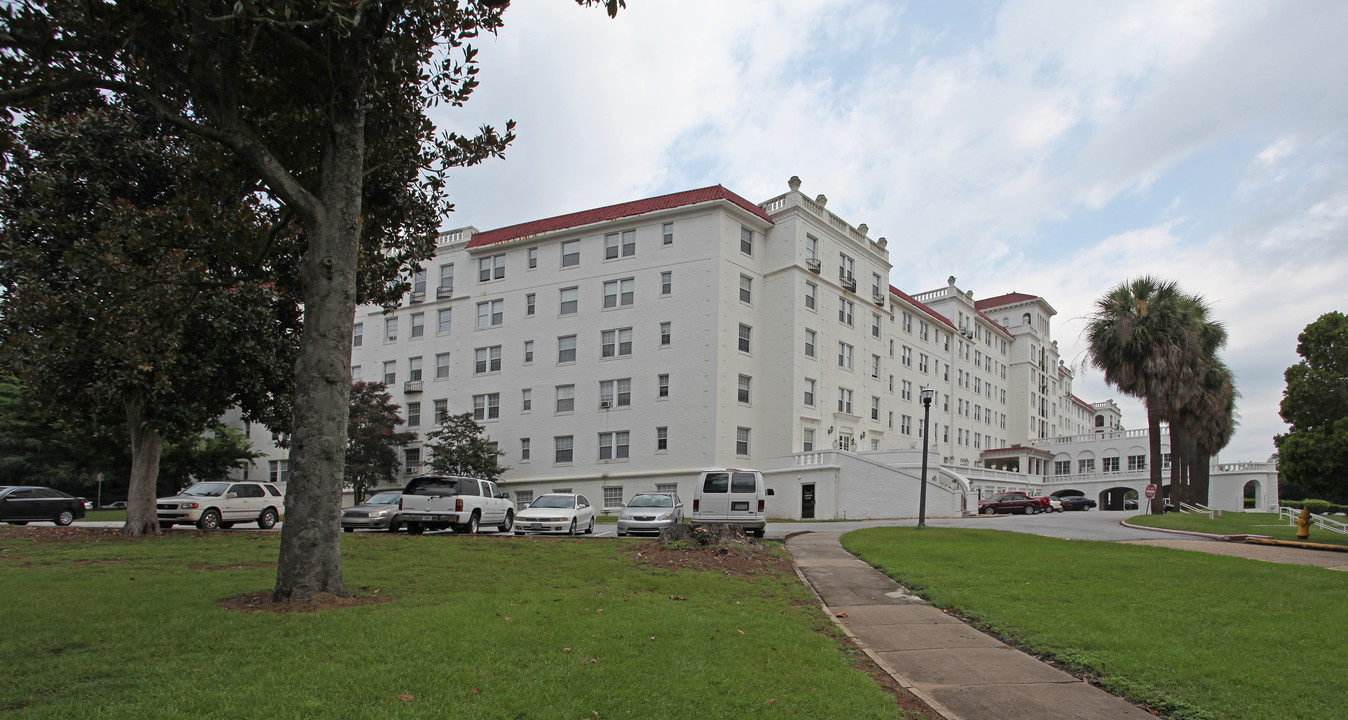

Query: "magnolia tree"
(0, 0), (621, 601)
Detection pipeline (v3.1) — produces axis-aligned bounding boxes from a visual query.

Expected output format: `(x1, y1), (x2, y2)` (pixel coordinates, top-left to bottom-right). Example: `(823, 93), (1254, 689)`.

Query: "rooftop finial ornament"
(788, 176), (801, 192)
(815, 194), (828, 207)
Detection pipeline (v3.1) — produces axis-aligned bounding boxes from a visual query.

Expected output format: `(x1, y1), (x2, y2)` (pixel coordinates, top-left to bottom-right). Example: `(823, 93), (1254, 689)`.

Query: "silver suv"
(157, 482), (283, 530)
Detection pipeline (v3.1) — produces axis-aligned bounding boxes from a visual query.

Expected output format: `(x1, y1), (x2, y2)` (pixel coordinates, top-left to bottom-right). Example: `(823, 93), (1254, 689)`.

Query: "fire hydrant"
(1294, 506), (1312, 540)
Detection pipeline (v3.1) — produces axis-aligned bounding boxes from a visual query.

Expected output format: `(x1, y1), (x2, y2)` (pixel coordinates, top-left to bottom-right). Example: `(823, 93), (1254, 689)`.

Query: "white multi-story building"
(341, 177), (1276, 516)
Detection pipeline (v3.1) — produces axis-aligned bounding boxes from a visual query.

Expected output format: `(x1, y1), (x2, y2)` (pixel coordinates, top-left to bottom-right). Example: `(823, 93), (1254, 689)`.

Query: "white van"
(691, 468), (773, 538)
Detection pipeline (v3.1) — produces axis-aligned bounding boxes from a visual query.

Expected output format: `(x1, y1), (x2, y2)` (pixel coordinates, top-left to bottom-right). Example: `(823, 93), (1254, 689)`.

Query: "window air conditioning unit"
(805, 258), (821, 273)
(600, 400), (611, 409)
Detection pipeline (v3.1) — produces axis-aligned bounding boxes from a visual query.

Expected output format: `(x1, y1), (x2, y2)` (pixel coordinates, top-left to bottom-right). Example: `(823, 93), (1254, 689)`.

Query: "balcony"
(805, 258), (822, 274)
(436, 285), (454, 299)
(409, 290), (425, 304)
(841, 276), (857, 292)
(871, 292), (886, 306)
(403, 380), (423, 394)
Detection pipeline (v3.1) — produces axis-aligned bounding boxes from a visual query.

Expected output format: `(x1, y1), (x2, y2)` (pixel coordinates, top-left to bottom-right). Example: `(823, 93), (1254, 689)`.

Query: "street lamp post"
(918, 387), (934, 527)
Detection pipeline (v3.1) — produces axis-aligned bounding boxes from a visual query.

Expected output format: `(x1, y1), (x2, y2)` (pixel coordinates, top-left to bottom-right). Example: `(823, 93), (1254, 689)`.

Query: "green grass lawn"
(841, 527), (1348, 720)
(1127, 511), (1348, 547)
(1, 529), (915, 719)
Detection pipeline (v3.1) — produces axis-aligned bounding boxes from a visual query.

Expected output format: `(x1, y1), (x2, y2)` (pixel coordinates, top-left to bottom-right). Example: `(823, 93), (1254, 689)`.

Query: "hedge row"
(1281, 499), (1348, 515)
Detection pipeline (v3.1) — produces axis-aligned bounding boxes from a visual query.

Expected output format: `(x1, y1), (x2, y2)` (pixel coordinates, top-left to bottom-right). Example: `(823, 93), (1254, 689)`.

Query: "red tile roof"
(974, 292), (1039, 311)
(888, 286), (956, 329)
(466, 185), (774, 249)
(978, 310), (1014, 339)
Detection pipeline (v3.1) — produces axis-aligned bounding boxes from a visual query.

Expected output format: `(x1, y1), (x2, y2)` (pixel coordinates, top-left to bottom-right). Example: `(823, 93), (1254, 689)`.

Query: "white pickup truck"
(397, 475), (514, 535)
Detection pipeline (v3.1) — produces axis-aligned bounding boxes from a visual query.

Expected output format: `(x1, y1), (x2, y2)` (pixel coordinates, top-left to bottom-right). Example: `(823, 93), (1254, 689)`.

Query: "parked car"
(0, 485), (87, 526)
(979, 491), (1040, 515)
(1124, 499), (1139, 510)
(692, 468), (772, 538)
(103, 501), (127, 510)
(1030, 496), (1061, 513)
(1060, 496), (1097, 511)
(514, 493), (596, 535)
(616, 492), (683, 536)
(81, 498), (93, 511)
(156, 481), (284, 530)
(397, 475), (513, 535)
(341, 491), (404, 533)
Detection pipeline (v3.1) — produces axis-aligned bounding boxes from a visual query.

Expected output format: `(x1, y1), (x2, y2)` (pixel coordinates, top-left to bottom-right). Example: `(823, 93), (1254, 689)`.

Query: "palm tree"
(1177, 359), (1238, 505)
(1164, 293), (1228, 507)
(1085, 278), (1213, 513)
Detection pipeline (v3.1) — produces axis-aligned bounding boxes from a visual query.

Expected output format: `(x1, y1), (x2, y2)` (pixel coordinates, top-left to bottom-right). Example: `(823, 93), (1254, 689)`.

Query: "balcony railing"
(403, 380), (423, 393)
(436, 285), (454, 299)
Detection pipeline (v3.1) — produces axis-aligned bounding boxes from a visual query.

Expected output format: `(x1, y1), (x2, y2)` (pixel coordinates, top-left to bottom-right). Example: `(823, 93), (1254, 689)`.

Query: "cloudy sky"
(430, 0), (1348, 463)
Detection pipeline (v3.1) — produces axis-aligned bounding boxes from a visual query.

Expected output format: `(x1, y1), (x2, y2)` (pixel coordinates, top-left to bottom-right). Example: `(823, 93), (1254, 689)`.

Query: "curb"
(1243, 537), (1348, 553)
(1118, 519), (1270, 543)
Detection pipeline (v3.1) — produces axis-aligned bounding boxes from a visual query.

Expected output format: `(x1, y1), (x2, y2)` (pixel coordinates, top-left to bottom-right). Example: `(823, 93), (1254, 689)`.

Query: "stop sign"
(1145, 484), (1157, 499)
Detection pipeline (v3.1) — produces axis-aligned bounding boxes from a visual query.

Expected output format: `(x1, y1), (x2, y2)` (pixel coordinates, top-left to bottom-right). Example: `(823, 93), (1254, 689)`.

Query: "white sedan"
(513, 493), (597, 535)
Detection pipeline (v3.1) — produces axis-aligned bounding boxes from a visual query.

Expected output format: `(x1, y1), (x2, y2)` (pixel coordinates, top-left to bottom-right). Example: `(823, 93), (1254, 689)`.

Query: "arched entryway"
(1099, 486), (1136, 511)
(1243, 480), (1262, 509)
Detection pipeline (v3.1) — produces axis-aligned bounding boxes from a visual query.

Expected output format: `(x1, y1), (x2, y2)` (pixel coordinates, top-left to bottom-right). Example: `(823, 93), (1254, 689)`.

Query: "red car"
(978, 492), (1041, 515)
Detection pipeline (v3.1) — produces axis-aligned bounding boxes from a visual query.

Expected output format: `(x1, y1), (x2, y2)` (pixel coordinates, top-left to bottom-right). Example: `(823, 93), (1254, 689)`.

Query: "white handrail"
(1178, 501), (1214, 519)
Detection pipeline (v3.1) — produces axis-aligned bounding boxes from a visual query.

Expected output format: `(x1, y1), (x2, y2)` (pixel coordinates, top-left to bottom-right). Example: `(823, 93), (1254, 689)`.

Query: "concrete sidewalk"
(786, 532), (1150, 720)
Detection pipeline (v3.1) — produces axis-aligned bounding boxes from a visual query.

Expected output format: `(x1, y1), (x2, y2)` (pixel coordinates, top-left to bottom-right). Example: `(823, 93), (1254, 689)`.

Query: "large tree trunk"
(272, 93), (364, 603)
(122, 399), (163, 537)
(1147, 402), (1164, 514)
(1193, 453), (1211, 506)
(1169, 419), (1186, 508)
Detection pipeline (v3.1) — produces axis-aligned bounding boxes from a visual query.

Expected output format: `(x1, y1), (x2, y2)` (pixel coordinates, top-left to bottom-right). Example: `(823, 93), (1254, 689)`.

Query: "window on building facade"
(659, 321), (671, 346)
(838, 388), (853, 414)
(525, 293), (536, 316)
(804, 378), (815, 406)
(737, 374), (751, 404)
(554, 436), (573, 464)
(527, 247), (537, 269)
(353, 322), (363, 346)
(1128, 455), (1146, 471)
(803, 427), (815, 452)
(270, 459), (290, 484)
(604, 229), (636, 259)
(523, 340), (534, 364)
(473, 393), (500, 420)
(839, 253), (854, 280)
(474, 345), (502, 374)
(476, 299), (503, 328)
(736, 426), (750, 455)
(871, 396), (880, 420)
(838, 342), (853, 370)
(603, 486), (624, 507)
(1102, 457), (1120, 472)
(385, 317), (398, 342)
(871, 354), (881, 378)
(408, 356), (422, 382)
(740, 226), (753, 255)
(739, 275), (752, 304)
(902, 345), (912, 367)
(478, 254), (505, 282)
(554, 385), (576, 413)
(603, 278), (635, 308)
(920, 321), (929, 341)
(1055, 460), (1071, 475)
(520, 438), (531, 461)
(806, 233), (818, 260)
(601, 327), (633, 358)
(561, 240), (580, 267)
(406, 402), (420, 427)
(599, 378), (632, 408)
(558, 335), (577, 364)
(805, 281), (817, 310)
(515, 490), (534, 511)
(871, 312), (881, 338)
(434, 399), (448, 424)
(656, 426), (668, 451)
(657, 373), (669, 399)
(438, 263), (454, 294)
(409, 312), (424, 339)
(383, 361), (396, 385)
(902, 380), (912, 401)
(901, 415), (912, 434)
(1079, 458), (1095, 473)
(738, 324), (752, 353)
(521, 388), (532, 412)
(661, 271), (672, 296)
(598, 431), (630, 460)
(839, 297), (854, 326)
(662, 222), (674, 245)
(558, 286), (579, 316)
(804, 329), (816, 357)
